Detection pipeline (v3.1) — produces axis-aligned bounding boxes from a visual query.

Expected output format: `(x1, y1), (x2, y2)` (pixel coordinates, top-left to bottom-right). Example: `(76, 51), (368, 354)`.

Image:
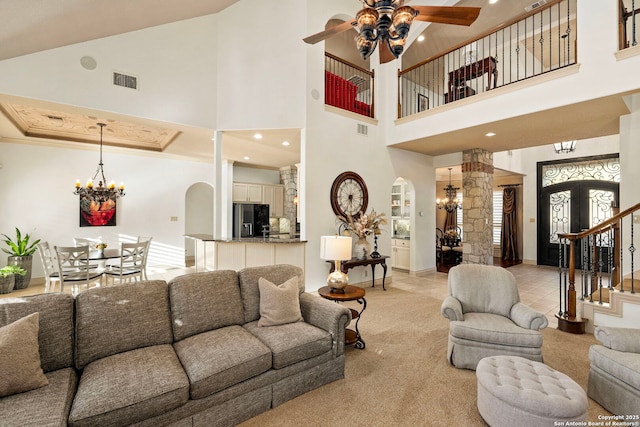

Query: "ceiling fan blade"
(379, 42), (396, 64)
(413, 6), (481, 26)
(303, 19), (357, 44)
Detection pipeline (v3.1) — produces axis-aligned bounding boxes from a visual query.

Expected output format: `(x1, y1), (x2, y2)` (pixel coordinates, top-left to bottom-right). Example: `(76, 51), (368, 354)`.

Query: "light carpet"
(240, 280), (609, 427)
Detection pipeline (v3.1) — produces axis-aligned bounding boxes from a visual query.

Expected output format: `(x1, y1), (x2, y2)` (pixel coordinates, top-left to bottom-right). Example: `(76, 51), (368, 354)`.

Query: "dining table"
(89, 248), (121, 260)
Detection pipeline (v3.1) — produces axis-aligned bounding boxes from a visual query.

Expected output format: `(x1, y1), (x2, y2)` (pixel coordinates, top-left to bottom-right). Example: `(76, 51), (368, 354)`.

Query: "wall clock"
(330, 171), (368, 218)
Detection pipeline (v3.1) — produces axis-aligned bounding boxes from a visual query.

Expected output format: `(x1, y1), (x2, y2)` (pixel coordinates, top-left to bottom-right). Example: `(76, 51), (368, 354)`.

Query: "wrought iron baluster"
(558, 237), (566, 317)
(631, 219), (636, 294)
(598, 233), (604, 305)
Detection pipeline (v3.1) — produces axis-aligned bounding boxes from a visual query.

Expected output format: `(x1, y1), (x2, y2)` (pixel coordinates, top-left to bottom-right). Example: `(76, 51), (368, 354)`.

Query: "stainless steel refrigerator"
(232, 203), (270, 238)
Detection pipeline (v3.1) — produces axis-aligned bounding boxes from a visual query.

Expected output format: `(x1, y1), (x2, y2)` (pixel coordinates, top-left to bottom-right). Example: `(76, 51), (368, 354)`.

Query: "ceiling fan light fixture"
(356, 8), (379, 40)
(356, 34), (376, 59)
(392, 6), (417, 39)
(388, 37), (405, 58)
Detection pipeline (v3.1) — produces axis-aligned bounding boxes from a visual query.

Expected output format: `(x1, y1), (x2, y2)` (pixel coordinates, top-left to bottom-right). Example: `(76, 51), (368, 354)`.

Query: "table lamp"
(320, 235), (352, 293)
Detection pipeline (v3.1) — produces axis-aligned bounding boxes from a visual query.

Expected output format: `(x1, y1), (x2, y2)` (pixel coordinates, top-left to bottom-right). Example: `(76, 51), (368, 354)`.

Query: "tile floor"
(1, 262), (562, 327)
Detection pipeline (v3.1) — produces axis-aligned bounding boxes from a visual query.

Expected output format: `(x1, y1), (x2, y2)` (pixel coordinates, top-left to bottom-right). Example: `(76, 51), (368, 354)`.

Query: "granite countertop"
(214, 236), (306, 243)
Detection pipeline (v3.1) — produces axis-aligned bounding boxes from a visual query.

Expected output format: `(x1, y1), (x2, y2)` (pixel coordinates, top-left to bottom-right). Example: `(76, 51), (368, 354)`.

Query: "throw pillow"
(258, 276), (303, 327)
(0, 312), (49, 397)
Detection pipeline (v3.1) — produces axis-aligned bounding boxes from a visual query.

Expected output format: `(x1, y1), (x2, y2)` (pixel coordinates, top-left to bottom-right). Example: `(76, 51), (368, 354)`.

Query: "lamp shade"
(320, 236), (352, 261)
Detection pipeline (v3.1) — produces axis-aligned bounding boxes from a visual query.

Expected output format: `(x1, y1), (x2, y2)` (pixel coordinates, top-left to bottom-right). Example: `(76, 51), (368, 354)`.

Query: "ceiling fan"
(303, 1), (481, 64)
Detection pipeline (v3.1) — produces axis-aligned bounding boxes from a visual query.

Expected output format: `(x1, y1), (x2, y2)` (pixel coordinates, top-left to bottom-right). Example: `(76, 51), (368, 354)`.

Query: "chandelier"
(355, 0), (418, 60)
(436, 168), (461, 212)
(553, 140), (576, 154)
(73, 123), (125, 200)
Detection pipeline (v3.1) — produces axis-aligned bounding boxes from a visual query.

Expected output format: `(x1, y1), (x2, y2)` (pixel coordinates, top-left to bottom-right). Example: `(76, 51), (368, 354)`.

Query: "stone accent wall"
(462, 149), (494, 265)
(279, 165), (298, 231)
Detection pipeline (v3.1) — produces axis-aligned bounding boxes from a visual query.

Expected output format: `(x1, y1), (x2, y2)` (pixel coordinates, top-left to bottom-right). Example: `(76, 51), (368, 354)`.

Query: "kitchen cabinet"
(391, 238), (410, 270)
(391, 180), (410, 218)
(262, 184), (284, 217)
(233, 183), (263, 202)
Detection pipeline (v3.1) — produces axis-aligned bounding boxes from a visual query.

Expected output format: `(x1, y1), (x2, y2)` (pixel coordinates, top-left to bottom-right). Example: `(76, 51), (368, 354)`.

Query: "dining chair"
(136, 236), (153, 279)
(37, 241), (61, 293)
(104, 241), (149, 285)
(55, 245), (104, 295)
(73, 236), (103, 269)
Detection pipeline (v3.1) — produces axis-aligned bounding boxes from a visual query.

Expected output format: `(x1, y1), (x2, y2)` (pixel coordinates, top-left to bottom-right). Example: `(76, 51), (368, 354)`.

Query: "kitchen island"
(185, 234), (306, 272)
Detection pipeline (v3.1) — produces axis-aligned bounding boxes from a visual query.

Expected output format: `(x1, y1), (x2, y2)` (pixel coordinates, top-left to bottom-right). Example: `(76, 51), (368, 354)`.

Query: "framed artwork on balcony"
(418, 94), (429, 112)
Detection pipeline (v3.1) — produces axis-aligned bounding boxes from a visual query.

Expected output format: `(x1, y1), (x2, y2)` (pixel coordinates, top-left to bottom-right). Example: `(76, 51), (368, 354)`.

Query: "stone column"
(279, 165), (298, 234)
(462, 149), (494, 265)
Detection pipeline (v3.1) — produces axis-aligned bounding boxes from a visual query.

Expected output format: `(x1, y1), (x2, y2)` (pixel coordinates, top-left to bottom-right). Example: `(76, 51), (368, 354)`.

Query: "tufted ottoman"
(476, 356), (588, 427)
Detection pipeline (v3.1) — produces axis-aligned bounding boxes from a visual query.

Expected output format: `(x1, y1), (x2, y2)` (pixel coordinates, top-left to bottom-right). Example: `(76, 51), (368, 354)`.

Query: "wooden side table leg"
(370, 265), (376, 288)
(381, 261), (387, 291)
(354, 297), (366, 349)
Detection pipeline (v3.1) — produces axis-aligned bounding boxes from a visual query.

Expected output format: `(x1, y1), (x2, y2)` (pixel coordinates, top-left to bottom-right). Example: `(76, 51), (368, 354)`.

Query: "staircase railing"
(556, 201), (640, 333)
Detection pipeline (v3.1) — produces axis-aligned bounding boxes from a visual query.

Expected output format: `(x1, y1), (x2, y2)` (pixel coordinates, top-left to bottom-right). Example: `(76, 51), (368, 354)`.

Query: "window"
(493, 191), (503, 245)
(456, 192), (463, 238)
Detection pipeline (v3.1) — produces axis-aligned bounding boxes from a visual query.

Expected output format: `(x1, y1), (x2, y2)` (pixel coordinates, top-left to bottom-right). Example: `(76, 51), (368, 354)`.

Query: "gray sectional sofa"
(0, 264), (351, 427)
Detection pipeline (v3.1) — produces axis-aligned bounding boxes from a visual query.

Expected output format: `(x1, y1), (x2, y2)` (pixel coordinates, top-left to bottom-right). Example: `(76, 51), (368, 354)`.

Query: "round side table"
(318, 285), (366, 349)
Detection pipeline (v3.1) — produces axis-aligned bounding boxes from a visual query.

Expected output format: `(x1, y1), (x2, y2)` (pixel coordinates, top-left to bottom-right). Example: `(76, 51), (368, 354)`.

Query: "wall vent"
(357, 123), (368, 136)
(525, 0), (547, 12)
(113, 72), (138, 90)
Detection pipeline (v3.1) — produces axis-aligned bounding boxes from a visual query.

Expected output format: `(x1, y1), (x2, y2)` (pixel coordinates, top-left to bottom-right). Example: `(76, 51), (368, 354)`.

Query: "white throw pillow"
(258, 276), (303, 327)
(0, 312), (49, 397)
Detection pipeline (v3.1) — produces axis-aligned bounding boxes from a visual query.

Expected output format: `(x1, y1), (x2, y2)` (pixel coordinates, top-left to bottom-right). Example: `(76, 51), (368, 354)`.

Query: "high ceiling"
(0, 0), (632, 170)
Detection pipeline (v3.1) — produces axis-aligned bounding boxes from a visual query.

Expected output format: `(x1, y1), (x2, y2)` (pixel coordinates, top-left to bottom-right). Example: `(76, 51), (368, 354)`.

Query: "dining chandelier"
(436, 168), (461, 212)
(355, 0), (418, 60)
(73, 123), (125, 199)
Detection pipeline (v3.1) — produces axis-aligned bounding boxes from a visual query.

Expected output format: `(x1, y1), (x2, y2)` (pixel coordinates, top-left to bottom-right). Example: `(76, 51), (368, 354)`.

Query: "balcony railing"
(620, 0), (639, 49)
(398, 0), (576, 118)
(325, 52), (375, 118)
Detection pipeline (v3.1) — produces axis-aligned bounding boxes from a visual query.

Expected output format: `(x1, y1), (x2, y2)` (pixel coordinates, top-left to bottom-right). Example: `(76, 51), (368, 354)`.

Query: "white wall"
(0, 141), (213, 278)
(0, 15), (218, 128)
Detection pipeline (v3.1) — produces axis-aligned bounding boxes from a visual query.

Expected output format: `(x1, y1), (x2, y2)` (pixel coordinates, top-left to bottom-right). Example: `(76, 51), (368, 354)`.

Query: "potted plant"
(0, 265), (27, 294)
(2, 228), (40, 290)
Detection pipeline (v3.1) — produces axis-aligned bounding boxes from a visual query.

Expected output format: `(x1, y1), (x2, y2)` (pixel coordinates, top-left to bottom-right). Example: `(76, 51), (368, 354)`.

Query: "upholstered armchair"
(588, 326), (640, 416)
(441, 264), (549, 370)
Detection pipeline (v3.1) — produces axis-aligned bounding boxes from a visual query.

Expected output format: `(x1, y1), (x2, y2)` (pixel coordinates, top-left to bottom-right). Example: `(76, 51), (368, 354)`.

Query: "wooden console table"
(327, 255), (389, 291)
(445, 56), (498, 103)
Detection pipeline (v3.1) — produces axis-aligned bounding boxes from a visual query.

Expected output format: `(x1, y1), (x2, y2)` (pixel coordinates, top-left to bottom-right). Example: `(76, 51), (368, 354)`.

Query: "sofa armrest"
(441, 296), (463, 321)
(594, 326), (640, 353)
(510, 302), (548, 330)
(299, 293), (351, 357)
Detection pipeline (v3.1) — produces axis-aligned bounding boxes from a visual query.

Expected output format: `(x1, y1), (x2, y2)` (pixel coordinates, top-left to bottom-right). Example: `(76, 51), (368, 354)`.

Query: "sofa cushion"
(173, 325), (272, 400)
(244, 320), (333, 369)
(0, 367), (78, 427)
(448, 264), (519, 317)
(258, 276), (303, 327)
(69, 344), (189, 427)
(0, 293), (75, 372)
(589, 345), (640, 391)
(238, 264), (304, 324)
(449, 313), (543, 348)
(74, 280), (173, 369)
(0, 313), (49, 397)
(169, 270), (244, 341)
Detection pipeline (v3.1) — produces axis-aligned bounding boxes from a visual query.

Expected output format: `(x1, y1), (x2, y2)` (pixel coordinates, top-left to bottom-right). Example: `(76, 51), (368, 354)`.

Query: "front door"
(537, 155), (620, 267)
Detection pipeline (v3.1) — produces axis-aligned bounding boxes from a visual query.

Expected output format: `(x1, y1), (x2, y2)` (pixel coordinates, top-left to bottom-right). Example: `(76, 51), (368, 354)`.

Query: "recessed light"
(253, 133), (262, 140)
(417, 35), (425, 42)
(282, 141), (290, 146)
(485, 132), (496, 137)
(243, 156), (250, 160)
(489, 0), (499, 4)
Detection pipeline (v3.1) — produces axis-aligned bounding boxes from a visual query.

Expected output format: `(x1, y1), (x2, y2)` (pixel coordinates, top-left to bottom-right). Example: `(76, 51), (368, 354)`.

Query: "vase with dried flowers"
(337, 210), (387, 260)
